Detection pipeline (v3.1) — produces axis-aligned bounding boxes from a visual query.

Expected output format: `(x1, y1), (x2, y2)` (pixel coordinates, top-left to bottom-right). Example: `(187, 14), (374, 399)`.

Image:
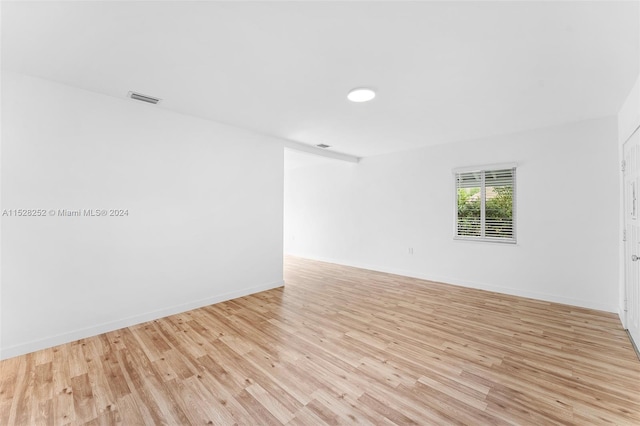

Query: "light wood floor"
(2, 256), (640, 425)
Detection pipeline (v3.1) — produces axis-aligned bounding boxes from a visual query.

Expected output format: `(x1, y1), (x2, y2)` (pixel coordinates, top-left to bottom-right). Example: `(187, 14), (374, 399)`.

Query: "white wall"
(618, 74), (640, 323)
(619, 75), (640, 145)
(285, 117), (619, 312)
(1, 72), (284, 359)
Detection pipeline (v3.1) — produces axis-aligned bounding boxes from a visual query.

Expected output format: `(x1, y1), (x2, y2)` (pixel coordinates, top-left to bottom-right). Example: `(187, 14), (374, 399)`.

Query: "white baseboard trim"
(0, 280), (284, 360)
(619, 308), (627, 329)
(287, 253), (617, 313)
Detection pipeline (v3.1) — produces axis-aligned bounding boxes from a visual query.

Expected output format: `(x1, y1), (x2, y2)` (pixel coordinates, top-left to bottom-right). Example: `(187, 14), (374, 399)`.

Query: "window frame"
(453, 163), (517, 244)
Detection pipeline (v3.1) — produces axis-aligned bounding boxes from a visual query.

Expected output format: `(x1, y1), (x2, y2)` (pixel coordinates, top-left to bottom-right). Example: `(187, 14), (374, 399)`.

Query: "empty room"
(1, 1), (640, 425)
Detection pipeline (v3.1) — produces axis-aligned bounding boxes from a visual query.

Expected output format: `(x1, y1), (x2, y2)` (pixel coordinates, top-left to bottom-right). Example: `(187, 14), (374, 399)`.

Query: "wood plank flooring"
(1, 256), (640, 425)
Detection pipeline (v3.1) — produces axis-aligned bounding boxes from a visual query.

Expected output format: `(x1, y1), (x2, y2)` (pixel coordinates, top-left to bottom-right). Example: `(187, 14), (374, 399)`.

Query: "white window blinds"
(455, 166), (515, 242)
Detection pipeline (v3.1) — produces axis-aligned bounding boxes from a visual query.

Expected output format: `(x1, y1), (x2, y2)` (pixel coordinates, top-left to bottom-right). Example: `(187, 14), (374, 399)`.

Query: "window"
(454, 165), (516, 243)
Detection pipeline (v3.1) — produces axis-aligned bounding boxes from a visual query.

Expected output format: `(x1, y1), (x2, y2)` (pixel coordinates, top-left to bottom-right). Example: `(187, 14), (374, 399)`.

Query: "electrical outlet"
(408, 247), (414, 255)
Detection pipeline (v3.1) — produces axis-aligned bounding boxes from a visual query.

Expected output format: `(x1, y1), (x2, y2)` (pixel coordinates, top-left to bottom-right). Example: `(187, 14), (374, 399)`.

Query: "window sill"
(454, 236), (517, 245)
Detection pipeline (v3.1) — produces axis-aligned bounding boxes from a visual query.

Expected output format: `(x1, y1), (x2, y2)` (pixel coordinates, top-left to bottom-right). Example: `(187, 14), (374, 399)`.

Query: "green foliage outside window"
(457, 187), (481, 236)
(457, 184), (513, 239)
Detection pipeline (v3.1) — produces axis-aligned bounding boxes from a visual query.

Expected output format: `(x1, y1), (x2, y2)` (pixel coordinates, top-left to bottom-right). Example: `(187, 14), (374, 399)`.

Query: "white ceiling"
(285, 147), (349, 170)
(2, 1), (639, 158)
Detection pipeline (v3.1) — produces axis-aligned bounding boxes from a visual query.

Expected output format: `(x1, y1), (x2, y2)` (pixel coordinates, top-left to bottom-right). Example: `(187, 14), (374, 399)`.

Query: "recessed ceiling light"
(347, 88), (376, 103)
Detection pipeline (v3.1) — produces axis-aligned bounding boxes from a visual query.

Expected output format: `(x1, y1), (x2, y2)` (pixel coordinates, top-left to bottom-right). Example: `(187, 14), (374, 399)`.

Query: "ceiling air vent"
(316, 144), (331, 149)
(128, 91), (161, 104)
